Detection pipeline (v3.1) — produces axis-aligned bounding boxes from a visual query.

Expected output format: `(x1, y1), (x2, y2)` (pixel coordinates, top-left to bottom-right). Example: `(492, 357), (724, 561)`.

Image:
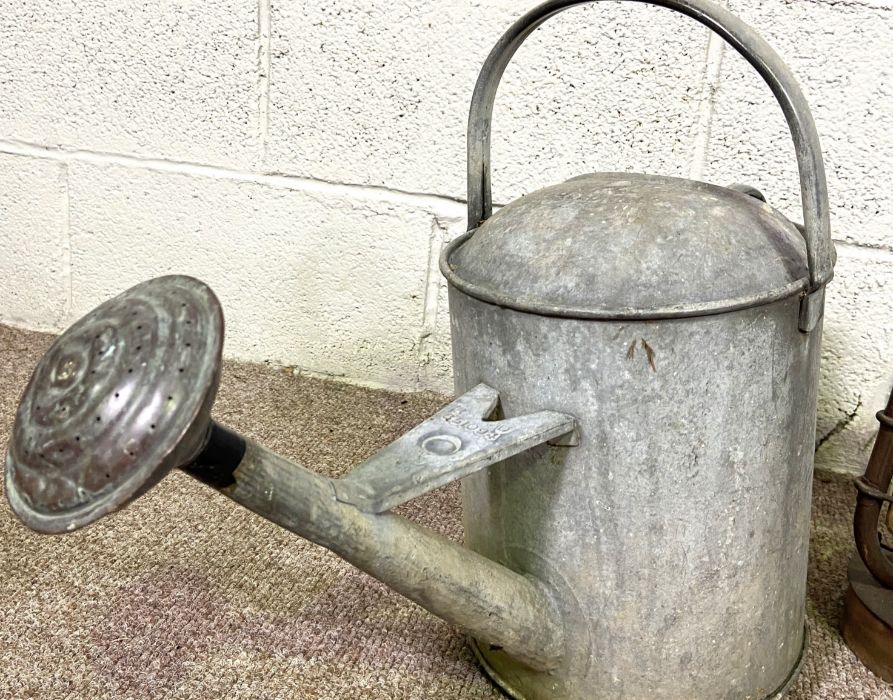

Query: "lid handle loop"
(467, 0), (834, 330)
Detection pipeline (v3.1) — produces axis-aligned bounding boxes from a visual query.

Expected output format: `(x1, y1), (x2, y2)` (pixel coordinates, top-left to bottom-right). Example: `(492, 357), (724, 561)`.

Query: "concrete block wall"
(0, 0), (890, 474)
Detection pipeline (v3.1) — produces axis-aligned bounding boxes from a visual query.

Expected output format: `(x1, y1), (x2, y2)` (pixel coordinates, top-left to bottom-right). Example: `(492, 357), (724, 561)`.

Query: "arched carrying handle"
(467, 0), (834, 329)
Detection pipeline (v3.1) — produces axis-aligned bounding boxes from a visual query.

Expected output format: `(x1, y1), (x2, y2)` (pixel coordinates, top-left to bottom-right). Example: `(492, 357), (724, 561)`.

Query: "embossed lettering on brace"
(333, 384), (577, 514)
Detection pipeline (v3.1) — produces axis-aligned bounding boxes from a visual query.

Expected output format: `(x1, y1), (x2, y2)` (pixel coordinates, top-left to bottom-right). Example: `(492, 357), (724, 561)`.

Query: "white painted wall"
(1, 0), (890, 474)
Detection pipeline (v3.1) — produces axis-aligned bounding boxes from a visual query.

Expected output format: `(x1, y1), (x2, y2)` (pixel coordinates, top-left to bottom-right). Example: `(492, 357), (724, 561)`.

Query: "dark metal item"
(842, 386), (893, 682)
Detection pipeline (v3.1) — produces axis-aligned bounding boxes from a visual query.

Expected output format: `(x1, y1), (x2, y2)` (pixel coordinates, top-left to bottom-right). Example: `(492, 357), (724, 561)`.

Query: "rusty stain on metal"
(640, 339), (656, 372)
(851, 391), (893, 588)
(842, 582), (893, 683)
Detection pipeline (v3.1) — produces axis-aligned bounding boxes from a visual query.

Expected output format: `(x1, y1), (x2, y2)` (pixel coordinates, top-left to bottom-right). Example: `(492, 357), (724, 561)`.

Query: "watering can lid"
(442, 173), (810, 320)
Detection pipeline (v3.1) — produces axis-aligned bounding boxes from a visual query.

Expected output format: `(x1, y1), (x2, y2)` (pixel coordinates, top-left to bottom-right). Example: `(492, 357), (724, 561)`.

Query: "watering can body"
(441, 1), (835, 697)
(447, 273), (821, 699)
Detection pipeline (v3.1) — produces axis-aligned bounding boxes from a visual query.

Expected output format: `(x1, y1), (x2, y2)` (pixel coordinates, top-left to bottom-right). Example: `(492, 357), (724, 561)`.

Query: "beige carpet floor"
(0, 323), (890, 700)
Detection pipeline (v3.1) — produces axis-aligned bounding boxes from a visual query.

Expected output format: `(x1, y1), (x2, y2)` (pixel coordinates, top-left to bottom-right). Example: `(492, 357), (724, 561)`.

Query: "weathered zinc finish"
(5, 275), (224, 534)
(448, 173), (811, 320)
(450, 291), (820, 699)
(3, 1), (836, 698)
(444, 0), (834, 697)
(5, 275), (573, 671)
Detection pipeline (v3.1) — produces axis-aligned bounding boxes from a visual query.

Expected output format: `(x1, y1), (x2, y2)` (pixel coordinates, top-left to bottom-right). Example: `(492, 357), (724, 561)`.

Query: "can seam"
(441, 231), (812, 322)
(468, 622), (809, 700)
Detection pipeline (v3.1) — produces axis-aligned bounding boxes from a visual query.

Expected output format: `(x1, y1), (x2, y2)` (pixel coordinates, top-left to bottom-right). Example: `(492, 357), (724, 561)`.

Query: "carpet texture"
(0, 323), (890, 700)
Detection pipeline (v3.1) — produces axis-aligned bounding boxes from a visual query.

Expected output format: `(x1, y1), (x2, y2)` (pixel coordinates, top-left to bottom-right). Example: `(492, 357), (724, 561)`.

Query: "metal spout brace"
(332, 384), (578, 513)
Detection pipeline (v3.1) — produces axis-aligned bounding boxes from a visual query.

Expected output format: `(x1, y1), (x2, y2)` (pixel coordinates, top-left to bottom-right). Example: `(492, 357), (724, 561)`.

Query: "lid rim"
(441, 231), (811, 321)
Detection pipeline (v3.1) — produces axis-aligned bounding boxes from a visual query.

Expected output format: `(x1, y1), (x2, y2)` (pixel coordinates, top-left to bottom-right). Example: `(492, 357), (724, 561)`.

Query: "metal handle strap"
(467, 0), (834, 296)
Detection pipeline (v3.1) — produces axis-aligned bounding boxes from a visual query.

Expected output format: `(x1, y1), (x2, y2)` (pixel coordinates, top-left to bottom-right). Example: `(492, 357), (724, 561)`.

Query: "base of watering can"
(468, 624), (808, 700)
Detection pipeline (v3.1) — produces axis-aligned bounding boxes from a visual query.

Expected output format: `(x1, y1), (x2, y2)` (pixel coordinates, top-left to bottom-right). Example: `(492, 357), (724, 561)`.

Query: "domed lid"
(442, 173), (809, 319)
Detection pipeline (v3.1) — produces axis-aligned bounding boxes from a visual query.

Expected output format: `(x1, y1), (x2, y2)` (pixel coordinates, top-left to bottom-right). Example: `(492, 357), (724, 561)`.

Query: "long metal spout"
(184, 422), (566, 671)
(4, 275), (573, 673)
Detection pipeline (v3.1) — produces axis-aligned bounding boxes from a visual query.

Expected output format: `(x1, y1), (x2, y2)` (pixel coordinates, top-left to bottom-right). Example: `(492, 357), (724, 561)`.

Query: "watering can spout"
(185, 419), (569, 670)
(4, 275), (572, 672)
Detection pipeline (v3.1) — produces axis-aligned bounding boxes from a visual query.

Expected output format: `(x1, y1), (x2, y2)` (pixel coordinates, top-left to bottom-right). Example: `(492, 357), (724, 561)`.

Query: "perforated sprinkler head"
(5, 275), (224, 534)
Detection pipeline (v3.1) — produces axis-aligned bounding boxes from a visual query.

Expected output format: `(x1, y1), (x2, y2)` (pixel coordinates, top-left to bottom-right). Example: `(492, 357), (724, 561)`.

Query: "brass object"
(842, 385), (893, 682)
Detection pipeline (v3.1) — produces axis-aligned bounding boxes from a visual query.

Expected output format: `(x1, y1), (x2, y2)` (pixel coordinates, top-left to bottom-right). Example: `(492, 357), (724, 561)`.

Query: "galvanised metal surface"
(448, 172), (812, 320)
(5, 275), (223, 534)
(3, 2), (836, 698)
(4, 275), (575, 671)
(333, 383), (577, 514)
(462, 0), (834, 333)
(449, 292), (819, 699)
(443, 0), (835, 697)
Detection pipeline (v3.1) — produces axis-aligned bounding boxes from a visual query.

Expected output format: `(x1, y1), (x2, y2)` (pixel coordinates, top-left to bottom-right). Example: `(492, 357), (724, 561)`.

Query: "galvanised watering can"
(5, 1), (834, 698)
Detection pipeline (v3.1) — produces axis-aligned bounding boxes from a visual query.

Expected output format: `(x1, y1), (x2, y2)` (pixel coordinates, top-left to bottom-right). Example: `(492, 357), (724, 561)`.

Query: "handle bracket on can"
(333, 384), (577, 513)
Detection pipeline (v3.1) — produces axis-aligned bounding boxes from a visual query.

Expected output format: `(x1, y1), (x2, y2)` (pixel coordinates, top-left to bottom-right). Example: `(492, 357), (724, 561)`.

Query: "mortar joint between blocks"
(0, 139), (468, 219)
